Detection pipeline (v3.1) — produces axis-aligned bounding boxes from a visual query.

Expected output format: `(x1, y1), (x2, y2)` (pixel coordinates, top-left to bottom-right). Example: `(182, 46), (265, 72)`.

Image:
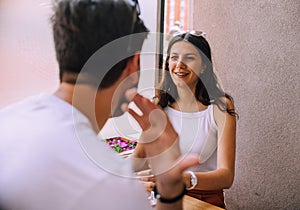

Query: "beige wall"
(192, 0), (299, 209)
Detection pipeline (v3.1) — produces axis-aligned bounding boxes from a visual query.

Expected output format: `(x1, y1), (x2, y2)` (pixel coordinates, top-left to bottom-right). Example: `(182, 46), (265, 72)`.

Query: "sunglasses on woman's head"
(173, 30), (207, 40)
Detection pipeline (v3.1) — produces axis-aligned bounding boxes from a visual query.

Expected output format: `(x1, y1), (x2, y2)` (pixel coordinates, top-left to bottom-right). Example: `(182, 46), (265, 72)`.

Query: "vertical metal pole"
(155, 0), (165, 91)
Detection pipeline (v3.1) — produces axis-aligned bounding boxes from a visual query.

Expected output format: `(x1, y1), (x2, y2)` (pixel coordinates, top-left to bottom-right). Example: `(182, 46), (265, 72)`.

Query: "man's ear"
(126, 52), (140, 74)
(122, 52), (140, 84)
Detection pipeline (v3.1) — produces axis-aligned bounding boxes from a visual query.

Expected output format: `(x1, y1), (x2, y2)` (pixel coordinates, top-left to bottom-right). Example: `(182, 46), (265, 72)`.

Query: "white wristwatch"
(186, 171), (197, 190)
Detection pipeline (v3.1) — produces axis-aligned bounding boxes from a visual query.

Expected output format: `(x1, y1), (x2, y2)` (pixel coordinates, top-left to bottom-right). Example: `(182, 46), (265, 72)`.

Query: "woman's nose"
(176, 59), (186, 69)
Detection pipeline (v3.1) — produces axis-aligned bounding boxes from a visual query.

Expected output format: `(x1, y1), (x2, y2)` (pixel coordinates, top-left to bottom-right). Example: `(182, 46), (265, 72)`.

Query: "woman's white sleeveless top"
(165, 105), (218, 172)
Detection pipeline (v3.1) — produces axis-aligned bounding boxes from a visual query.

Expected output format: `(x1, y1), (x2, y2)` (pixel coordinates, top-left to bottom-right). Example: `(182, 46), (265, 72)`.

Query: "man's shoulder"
(0, 93), (75, 135)
(0, 95), (38, 121)
(0, 94), (48, 112)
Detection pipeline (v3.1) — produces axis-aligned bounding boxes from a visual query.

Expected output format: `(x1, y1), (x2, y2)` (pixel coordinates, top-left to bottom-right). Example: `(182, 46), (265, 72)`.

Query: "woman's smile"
(174, 71), (189, 78)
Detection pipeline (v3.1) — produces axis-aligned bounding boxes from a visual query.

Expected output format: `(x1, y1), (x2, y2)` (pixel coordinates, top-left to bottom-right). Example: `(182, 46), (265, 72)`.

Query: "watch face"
(187, 171), (197, 190)
(191, 176), (197, 186)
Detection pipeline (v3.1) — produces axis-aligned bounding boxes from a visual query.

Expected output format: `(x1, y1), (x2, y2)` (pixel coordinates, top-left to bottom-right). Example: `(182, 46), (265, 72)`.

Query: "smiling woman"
(134, 30), (238, 209)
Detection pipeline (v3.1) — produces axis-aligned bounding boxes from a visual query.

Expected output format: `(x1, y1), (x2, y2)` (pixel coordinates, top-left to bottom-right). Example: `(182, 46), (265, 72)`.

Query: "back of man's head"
(51, 0), (148, 88)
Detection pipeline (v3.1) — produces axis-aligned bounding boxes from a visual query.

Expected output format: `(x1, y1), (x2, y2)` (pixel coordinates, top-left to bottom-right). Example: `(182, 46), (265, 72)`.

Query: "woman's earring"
(199, 66), (205, 75)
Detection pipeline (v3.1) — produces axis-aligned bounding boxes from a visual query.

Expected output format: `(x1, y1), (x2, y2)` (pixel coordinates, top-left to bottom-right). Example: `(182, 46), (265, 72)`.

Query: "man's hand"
(128, 93), (199, 193)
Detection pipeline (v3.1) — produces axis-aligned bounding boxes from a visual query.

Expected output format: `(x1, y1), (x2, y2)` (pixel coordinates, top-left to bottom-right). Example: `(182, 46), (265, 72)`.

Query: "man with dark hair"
(0, 0), (198, 209)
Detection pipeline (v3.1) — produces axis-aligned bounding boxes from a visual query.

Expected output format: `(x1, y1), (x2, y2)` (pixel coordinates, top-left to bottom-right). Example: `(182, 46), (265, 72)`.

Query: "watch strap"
(153, 184), (187, 204)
